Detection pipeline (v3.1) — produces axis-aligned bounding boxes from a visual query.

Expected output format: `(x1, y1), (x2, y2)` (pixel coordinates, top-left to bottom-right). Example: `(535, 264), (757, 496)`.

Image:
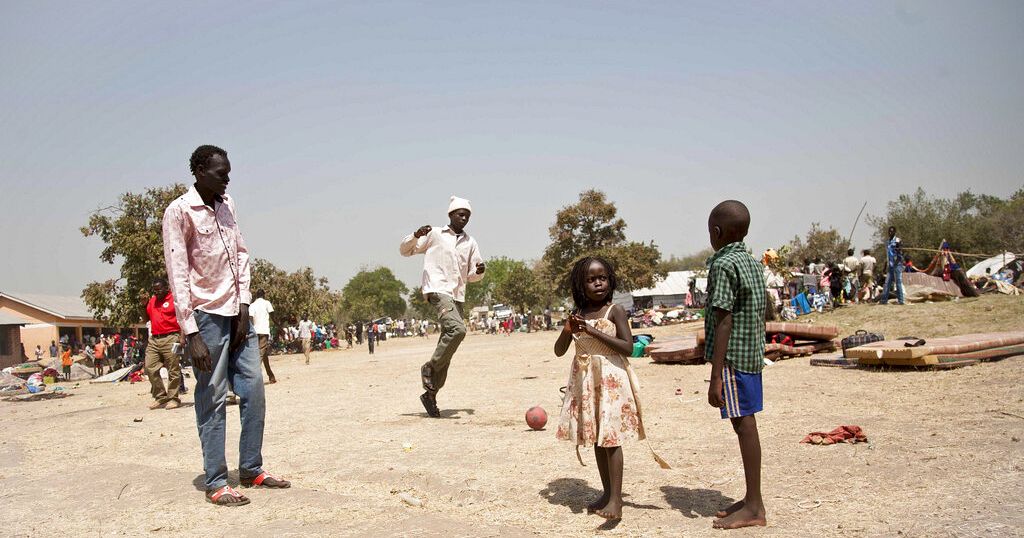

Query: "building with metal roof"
(0, 291), (144, 364)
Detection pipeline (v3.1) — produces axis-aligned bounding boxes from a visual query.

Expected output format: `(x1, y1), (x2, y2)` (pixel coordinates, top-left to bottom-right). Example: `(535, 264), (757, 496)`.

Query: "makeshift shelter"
(629, 271), (706, 310)
(967, 252), (1017, 278)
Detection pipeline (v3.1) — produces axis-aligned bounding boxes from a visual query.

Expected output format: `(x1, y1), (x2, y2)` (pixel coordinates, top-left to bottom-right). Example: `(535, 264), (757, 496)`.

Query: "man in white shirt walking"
(859, 249), (878, 302)
(400, 196), (486, 417)
(842, 248), (861, 303)
(249, 289), (276, 383)
(297, 315), (314, 365)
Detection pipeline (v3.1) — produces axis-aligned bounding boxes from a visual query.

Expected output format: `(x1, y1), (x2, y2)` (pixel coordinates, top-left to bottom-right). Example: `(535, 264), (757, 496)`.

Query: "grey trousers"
(421, 293), (466, 393)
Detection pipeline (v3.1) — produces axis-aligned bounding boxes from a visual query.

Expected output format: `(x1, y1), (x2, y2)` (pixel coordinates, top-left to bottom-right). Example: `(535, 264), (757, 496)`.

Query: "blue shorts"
(721, 364), (763, 419)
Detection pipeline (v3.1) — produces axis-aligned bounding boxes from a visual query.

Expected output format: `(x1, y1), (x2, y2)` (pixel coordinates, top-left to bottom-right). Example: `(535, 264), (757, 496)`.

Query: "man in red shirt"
(145, 277), (183, 410)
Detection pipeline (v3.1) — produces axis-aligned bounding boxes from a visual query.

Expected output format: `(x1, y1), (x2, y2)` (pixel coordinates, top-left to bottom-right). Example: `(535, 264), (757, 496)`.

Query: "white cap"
(448, 196), (472, 214)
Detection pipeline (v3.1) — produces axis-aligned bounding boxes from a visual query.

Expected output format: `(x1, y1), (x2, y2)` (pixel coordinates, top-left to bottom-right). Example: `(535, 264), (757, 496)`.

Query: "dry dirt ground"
(2, 300), (1023, 537)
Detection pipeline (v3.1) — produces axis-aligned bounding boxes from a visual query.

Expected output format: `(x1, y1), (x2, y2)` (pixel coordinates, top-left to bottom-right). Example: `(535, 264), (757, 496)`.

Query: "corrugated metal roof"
(0, 292), (96, 319)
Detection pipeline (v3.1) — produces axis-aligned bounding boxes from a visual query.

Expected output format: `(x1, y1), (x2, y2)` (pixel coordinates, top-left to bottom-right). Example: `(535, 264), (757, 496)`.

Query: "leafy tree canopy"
(867, 187), (1024, 265)
(340, 267), (408, 321)
(542, 189), (661, 295)
(251, 259), (340, 328)
(657, 249), (715, 273)
(787, 223), (849, 266)
(81, 183), (188, 327)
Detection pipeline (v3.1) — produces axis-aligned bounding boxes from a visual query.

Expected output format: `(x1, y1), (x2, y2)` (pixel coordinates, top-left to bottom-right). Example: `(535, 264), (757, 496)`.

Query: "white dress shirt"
(400, 225), (484, 302)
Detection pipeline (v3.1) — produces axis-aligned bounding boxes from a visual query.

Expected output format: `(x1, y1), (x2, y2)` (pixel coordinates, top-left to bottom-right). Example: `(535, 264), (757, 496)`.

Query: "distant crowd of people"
(469, 309), (556, 334)
(766, 226), (910, 317)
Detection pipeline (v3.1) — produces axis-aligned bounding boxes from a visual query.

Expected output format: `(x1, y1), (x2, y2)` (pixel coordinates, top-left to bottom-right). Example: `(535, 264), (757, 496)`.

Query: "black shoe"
(420, 365), (436, 392)
(420, 392), (440, 418)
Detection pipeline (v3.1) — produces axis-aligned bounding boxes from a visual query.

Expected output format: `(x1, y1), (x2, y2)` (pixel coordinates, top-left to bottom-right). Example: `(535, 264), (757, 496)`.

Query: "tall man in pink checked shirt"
(163, 145), (290, 506)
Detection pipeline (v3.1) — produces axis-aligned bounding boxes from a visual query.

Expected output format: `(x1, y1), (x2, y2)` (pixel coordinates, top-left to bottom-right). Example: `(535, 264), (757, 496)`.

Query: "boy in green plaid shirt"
(704, 200), (767, 530)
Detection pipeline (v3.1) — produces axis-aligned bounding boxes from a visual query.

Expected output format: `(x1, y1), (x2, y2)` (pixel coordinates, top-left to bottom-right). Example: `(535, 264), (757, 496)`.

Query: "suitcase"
(841, 329), (885, 357)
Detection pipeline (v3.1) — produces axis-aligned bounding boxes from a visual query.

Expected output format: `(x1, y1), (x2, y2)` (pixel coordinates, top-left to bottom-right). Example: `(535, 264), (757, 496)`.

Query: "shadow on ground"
(399, 408), (476, 419)
(660, 486), (736, 518)
(192, 470), (242, 492)
(540, 478), (663, 514)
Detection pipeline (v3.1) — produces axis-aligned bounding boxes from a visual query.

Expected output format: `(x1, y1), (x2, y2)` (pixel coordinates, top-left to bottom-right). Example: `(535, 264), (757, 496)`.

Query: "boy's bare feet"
(586, 494), (609, 513)
(712, 504), (765, 529)
(595, 498), (622, 520)
(715, 499), (744, 518)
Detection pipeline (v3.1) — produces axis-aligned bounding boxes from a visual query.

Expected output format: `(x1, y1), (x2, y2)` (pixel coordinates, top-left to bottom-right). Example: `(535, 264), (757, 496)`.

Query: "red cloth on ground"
(801, 425), (867, 445)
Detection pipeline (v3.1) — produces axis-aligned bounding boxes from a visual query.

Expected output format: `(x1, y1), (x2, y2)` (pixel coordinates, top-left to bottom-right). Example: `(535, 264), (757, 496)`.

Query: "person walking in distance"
(163, 144), (289, 506)
(399, 196), (485, 417)
(298, 314), (314, 365)
(248, 289), (277, 383)
(145, 277), (184, 410)
(879, 226), (905, 305)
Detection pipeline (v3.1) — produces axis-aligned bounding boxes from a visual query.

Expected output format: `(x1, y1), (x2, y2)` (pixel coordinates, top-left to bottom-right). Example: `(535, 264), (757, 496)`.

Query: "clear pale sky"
(1, 1), (1022, 296)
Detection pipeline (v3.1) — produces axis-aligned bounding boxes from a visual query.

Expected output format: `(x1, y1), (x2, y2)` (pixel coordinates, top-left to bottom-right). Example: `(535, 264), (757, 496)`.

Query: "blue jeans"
(880, 265), (905, 304)
(191, 310), (265, 490)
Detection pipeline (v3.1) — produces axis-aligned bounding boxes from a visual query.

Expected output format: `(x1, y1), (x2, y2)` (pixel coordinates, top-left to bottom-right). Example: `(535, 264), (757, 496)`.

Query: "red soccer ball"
(526, 406), (548, 430)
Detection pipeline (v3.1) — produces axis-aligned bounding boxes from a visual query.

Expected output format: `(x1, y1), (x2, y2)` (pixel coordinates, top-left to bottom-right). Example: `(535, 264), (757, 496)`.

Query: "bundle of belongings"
(645, 322), (840, 364)
(844, 331), (1024, 369)
(967, 252), (1023, 294)
(763, 322), (839, 362)
(0, 372), (27, 393)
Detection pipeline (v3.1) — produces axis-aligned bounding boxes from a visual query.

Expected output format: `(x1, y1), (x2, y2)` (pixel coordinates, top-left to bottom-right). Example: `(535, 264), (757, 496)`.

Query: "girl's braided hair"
(569, 256), (617, 311)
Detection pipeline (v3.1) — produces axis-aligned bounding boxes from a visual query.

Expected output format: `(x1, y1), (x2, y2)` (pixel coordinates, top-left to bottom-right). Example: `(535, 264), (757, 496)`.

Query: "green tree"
(542, 189), (661, 295)
(787, 223), (849, 265)
(251, 259), (340, 328)
(464, 256), (521, 308)
(867, 188), (1023, 266)
(80, 183), (188, 327)
(340, 267), (408, 321)
(493, 260), (545, 314)
(657, 249), (715, 273)
(406, 287), (432, 319)
(595, 241), (664, 292)
(986, 189), (1024, 254)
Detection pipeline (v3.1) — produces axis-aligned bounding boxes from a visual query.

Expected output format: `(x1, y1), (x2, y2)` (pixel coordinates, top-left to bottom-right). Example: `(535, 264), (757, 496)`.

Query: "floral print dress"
(556, 307), (646, 448)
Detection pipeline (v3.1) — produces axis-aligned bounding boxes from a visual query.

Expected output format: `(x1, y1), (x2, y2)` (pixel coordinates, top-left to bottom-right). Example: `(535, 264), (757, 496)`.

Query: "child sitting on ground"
(703, 200), (768, 530)
(554, 256), (667, 521)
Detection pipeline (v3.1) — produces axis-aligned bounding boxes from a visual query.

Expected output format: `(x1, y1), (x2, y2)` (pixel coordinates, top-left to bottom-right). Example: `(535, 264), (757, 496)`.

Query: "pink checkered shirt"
(162, 185), (251, 335)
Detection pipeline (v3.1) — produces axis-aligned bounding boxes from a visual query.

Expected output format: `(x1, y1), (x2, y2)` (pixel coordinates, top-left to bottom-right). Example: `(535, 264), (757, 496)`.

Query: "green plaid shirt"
(704, 241), (766, 373)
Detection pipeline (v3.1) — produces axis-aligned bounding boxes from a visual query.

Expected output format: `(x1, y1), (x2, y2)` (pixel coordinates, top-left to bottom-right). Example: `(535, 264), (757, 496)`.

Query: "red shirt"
(147, 293), (181, 335)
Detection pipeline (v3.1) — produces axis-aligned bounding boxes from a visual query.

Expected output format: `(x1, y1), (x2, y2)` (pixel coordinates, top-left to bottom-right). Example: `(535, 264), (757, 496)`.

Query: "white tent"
(966, 252), (1017, 278)
(629, 271), (706, 308)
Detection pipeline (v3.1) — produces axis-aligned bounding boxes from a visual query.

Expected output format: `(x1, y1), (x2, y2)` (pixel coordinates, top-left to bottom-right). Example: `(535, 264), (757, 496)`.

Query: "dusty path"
(1, 322), (1022, 536)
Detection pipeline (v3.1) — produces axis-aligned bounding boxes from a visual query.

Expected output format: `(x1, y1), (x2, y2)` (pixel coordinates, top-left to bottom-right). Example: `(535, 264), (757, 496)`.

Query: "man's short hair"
(189, 145), (227, 174)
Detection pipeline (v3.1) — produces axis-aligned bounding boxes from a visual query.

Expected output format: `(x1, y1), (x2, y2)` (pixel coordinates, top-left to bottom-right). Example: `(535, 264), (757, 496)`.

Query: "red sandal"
(241, 471), (291, 489)
(206, 485), (250, 506)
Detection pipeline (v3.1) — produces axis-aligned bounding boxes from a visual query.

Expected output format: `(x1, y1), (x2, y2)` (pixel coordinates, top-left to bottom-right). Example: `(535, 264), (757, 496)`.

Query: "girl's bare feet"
(595, 498), (622, 520)
(712, 504), (765, 530)
(715, 499), (744, 518)
(586, 494), (609, 513)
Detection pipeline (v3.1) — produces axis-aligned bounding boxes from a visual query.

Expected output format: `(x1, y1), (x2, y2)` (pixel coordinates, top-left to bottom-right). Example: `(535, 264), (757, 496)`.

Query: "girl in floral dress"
(555, 256), (665, 521)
